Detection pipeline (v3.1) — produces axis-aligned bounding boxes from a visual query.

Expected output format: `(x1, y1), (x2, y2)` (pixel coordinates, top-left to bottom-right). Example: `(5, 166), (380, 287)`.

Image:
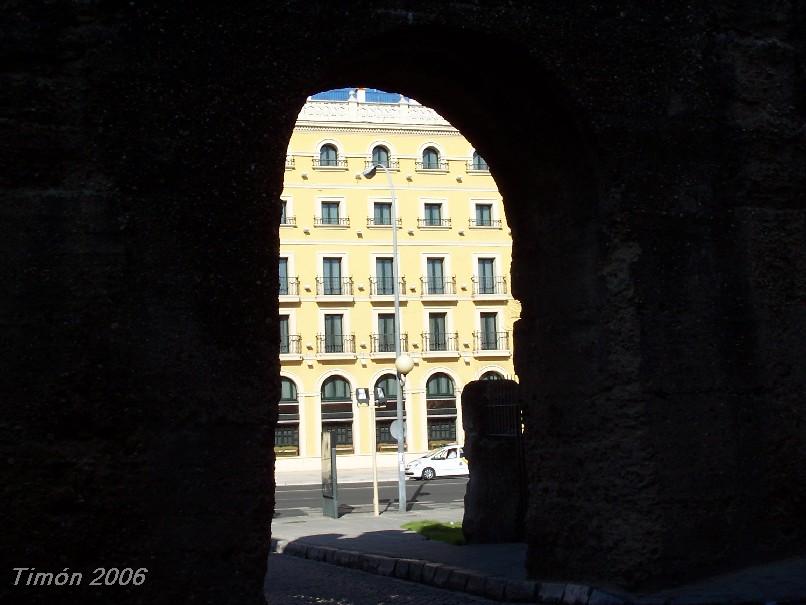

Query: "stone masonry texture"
(2, 2), (804, 603)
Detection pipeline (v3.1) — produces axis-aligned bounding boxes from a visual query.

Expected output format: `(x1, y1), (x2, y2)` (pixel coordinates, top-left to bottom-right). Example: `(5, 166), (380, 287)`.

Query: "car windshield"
(422, 447), (445, 458)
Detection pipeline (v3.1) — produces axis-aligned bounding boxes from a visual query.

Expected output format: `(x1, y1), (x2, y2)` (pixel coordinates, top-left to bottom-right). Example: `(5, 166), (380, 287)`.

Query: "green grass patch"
(401, 520), (465, 545)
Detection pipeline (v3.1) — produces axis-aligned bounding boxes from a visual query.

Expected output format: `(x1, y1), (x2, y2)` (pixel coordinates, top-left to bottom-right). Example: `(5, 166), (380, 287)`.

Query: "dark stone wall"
(2, 1), (804, 600)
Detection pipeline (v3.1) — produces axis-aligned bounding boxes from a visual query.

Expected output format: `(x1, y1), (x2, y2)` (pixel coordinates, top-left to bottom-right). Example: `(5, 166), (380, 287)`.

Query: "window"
(322, 257), (342, 295)
(424, 203), (442, 226)
(280, 200), (288, 224)
(427, 372), (454, 398)
(428, 312), (447, 351)
(376, 257), (394, 295)
(277, 377), (299, 456)
(426, 258), (445, 294)
(279, 257), (289, 295)
(324, 314), (344, 353)
(321, 375), (350, 400)
(422, 147), (440, 169)
(475, 204), (493, 227)
(472, 151), (488, 170)
(426, 372), (456, 448)
(322, 423), (353, 450)
(281, 377), (298, 402)
(372, 145), (389, 168)
(477, 258), (495, 294)
(374, 374), (399, 403)
(279, 315), (290, 353)
(319, 144), (338, 166)
(480, 312), (499, 350)
(373, 202), (392, 225)
(480, 371), (504, 380)
(377, 313), (395, 352)
(321, 201), (340, 225)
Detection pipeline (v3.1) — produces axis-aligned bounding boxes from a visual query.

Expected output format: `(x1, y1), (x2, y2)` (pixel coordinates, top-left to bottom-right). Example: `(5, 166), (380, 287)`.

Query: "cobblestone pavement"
(264, 552), (510, 605)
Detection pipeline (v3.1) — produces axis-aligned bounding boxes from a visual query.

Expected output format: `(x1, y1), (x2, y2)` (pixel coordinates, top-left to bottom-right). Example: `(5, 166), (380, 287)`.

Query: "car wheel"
(421, 467), (436, 481)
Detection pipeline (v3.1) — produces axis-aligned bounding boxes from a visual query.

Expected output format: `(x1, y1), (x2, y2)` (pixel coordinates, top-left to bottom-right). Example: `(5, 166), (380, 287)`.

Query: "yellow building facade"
(277, 88), (520, 473)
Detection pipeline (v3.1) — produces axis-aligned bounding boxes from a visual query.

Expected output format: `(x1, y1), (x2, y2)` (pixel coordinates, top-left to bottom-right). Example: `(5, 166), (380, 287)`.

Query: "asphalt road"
(275, 478), (468, 515)
(264, 551), (502, 605)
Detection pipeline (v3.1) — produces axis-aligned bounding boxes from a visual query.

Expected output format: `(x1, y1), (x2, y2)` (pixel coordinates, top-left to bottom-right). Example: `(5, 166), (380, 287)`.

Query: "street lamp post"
(362, 162), (411, 513)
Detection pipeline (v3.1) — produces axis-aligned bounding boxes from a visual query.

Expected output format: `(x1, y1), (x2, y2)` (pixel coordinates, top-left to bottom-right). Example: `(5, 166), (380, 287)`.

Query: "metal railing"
(421, 332), (459, 352)
(280, 215), (297, 226)
(420, 276), (456, 296)
(473, 331), (510, 351)
(369, 276), (406, 296)
(364, 159), (399, 171)
(468, 218), (501, 228)
(285, 156), (295, 169)
(316, 334), (356, 354)
(417, 217), (451, 228)
(312, 158), (348, 168)
(279, 277), (299, 296)
(366, 217), (402, 227)
(415, 159), (449, 171)
(314, 216), (350, 227)
(466, 159), (489, 172)
(370, 333), (408, 354)
(471, 276), (507, 296)
(315, 277), (353, 296)
(279, 335), (302, 355)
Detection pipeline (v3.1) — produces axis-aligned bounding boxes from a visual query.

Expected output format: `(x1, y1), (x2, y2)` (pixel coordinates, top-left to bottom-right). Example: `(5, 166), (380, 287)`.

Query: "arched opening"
(320, 375), (354, 454)
(374, 373), (403, 452)
(425, 372), (457, 449)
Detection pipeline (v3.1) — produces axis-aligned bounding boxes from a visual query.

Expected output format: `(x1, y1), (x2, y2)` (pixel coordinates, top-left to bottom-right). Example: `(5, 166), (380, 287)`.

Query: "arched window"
(472, 151), (488, 170)
(426, 372), (457, 448)
(374, 373), (403, 449)
(372, 145), (389, 168)
(319, 143), (338, 167)
(281, 377), (298, 400)
(276, 378), (300, 457)
(426, 373), (454, 397)
(480, 371), (504, 381)
(321, 376), (350, 400)
(321, 375), (353, 451)
(422, 147), (440, 169)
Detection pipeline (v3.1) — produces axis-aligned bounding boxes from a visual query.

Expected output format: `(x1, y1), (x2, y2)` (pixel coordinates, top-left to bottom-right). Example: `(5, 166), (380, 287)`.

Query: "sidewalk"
(269, 503), (806, 604)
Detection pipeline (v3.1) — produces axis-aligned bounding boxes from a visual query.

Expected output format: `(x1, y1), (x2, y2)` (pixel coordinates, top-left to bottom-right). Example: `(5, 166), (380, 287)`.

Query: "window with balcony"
(279, 315), (290, 353)
(372, 202), (392, 226)
(422, 147), (440, 169)
(377, 314), (395, 352)
(428, 313), (447, 350)
(375, 257), (394, 295)
(477, 258), (495, 294)
(479, 313), (499, 350)
(322, 258), (342, 295)
(372, 145), (389, 168)
(279, 258), (289, 295)
(420, 203), (447, 228)
(426, 258), (445, 294)
(323, 314), (345, 353)
(319, 144), (338, 167)
(320, 201), (341, 225)
(475, 204), (493, 226)
(472, 151), (489, 171)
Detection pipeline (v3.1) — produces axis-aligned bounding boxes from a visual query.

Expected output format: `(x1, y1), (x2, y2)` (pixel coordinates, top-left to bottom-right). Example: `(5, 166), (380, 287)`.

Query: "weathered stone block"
(505, 579), (539, 602)
(563, 583), (592, 605)
(484, 576), (508, 601)
(539, 582), (567, 604)
(588, 589), (626, 605)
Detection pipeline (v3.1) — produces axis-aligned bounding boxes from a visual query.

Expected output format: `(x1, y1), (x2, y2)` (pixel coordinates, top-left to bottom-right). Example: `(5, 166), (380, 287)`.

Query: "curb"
(271, 537), (624, 604)
(270, 538), (806, 605)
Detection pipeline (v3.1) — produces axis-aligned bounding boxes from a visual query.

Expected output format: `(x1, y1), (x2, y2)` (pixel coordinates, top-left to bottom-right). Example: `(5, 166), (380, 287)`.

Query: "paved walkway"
(271, 498), (806, 605)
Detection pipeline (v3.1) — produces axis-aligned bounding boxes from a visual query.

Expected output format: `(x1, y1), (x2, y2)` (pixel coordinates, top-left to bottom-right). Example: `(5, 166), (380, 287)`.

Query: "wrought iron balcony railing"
(314, 216), (350, 227)
(420, 276), (456, 296)
(312, 158), (348, 168)
(315, 277), (354, 296)
(417, 217), (451, 228)
(364, 159), (400, 171)
(466, 159), (489, 172)
(279, 335), (302, 355)
(280, 215), (297, 226)
(421, 332), (459, 353)
(468, 218), (501, 228)
(369, 276), (406, 296)
(279, 277), (300, 296)
(285, 156), (295, 169)
(316, 334), (356, 354)
(415, 159), (449, 171)
(366, 217), (402, 227)
(473, 331), (510, 352)
(471, 276), (507, 296)
(370, 333), (409, 354)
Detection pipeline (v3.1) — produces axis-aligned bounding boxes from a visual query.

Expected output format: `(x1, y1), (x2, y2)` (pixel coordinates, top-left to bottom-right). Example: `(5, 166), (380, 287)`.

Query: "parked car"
(404, 444), (468, 480)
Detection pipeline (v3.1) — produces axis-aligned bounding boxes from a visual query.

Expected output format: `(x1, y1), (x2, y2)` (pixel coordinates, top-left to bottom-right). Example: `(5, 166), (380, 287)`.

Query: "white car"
(404, 444), (468, 480)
